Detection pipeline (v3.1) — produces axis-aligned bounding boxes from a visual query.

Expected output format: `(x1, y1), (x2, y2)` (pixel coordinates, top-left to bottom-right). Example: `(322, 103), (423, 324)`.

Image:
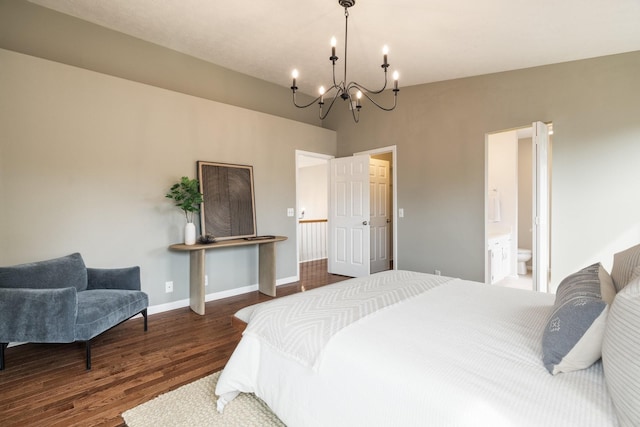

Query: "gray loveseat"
(0, 253), (149, 370)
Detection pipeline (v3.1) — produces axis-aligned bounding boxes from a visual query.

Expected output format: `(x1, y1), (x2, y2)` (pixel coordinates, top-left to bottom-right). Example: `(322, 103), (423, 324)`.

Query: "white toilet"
(517, 248), (532, 275)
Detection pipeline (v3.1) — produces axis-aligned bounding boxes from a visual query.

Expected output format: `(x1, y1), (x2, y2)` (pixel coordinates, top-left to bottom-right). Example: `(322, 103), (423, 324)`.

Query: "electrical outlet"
(434, 270), (441, 276)
(165, 281), (174, 293)
(205, 275), (208, 287)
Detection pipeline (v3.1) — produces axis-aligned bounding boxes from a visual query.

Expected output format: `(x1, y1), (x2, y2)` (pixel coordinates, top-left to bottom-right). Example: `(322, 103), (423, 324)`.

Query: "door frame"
(295, 146), (399, 278)
(532, 121), (551, 293)
(295, 150), (334, 281)
(354, 145), (398, 271)
(484, 123), (551, 291)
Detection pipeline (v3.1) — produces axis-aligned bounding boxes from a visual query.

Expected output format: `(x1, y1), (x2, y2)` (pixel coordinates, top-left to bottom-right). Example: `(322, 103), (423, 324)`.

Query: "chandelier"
(290, 0), (399, 123)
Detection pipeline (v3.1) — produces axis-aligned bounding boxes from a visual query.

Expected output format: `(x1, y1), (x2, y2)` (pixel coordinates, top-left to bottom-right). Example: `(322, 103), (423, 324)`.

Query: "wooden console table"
(169, 236), (287, 315)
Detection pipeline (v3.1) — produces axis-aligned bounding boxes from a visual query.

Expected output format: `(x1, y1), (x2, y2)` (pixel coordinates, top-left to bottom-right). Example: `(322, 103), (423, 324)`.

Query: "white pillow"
(599, 264), (617, 305)
(611, 243), (640, 292)
(602, 275), (640, 427)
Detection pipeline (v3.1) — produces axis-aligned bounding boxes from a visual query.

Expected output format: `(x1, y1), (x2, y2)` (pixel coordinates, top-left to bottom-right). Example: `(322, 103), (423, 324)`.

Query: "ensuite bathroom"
(487, 127), (537, 291)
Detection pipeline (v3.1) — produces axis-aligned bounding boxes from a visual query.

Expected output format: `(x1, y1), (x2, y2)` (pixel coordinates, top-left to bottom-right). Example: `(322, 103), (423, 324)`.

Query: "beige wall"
(298, 164), (329, 221)
(0, 48), (336, 308)
(2, 0), (639, 294)
(325, 51), (640, 290)
(0, 0), (319, 127)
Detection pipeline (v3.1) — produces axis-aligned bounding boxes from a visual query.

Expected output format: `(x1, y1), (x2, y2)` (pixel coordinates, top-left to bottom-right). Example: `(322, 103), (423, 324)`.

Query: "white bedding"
(216, 271), (618, 427)
(242, 270), (454, 368)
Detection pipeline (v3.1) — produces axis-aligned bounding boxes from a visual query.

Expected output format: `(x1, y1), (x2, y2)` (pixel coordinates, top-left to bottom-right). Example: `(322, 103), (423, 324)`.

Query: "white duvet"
(216, 271), (618, 427)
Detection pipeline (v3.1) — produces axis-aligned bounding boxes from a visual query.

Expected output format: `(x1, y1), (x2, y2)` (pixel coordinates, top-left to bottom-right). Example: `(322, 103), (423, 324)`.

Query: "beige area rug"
(122, 371), (285, 427)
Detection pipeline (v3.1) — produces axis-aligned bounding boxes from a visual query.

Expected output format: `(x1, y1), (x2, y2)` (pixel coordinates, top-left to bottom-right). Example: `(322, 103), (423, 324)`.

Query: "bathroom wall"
(518, 137), (533, 271)
(487, 130), (518, 276)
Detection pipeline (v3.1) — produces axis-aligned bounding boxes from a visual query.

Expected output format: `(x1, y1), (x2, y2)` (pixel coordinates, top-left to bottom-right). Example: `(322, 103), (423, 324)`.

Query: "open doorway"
(295, 151), (333, 281)
(295, 146), (397, 279)
(485, 122), (552, 292)
(355, 146), (397, 274)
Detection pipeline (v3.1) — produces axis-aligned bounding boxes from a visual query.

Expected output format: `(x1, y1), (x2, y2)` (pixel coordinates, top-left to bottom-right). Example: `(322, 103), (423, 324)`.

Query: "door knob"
(362, 221), (368, 225)
(386, 219), (391, 223)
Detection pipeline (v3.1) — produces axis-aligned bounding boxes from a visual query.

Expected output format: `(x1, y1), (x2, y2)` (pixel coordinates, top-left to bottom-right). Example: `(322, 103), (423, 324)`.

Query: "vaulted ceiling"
(29, 0), (640, 95)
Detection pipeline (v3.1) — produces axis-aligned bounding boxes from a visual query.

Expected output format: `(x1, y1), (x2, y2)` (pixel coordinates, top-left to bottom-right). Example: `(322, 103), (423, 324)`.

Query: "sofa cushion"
(0, 253), (87, 291)
(87, 266), (141, 291)
(75, 289), (149, 341)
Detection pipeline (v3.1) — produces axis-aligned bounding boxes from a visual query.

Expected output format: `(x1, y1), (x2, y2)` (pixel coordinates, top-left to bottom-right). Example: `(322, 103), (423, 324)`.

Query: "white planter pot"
(184, 222), (196, 245)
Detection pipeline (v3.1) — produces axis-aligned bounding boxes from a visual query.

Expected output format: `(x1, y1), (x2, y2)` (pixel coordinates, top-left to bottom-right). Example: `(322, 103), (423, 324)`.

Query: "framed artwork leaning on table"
(197, 161), (257, 241)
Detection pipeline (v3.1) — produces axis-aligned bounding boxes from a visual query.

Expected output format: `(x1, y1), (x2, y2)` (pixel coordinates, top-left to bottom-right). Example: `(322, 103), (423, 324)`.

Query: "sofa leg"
(142, 308), (148, 332)
(1, 343), (7, 370)
(85, 341), (91, 370)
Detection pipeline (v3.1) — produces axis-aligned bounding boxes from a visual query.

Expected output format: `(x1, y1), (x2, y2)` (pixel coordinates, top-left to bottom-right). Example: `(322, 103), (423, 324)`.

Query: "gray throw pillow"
(542, 263), (611, 374)
(602, 275), (640, 427)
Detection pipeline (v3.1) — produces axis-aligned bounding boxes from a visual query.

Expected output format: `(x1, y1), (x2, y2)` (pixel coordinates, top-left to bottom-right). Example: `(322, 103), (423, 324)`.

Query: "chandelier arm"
(292, 92), (323, 109)
(340, 90), (360, 123)
(358, 90), (399, 112)
(319, 91), (343, 120)
(350, 100), (360, 123)
(347, 76), (388, 95)
(293, 83), (343, 109)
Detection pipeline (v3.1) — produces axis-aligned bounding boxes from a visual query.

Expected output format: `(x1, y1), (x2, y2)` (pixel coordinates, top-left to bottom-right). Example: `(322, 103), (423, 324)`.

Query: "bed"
(215, 246), (640, 427)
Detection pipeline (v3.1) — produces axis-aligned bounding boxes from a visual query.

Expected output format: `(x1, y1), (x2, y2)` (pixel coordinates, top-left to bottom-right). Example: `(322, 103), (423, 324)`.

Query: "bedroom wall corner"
(0, 48), (337, 308)
(324, 51), (640, 291)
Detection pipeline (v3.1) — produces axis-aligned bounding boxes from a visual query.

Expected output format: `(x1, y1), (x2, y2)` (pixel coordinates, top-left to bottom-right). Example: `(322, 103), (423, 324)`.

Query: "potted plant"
(166, 176), (203, 245)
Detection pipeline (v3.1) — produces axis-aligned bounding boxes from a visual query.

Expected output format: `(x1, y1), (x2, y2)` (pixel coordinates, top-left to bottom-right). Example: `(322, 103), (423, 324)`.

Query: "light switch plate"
(287, 208), (295, 217)
(398, 208), (404, 218)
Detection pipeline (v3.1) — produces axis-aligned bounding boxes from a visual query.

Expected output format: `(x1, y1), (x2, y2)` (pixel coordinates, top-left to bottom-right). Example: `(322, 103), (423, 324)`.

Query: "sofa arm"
(0, 287), (77, 343)
(87, 266), (141, 291)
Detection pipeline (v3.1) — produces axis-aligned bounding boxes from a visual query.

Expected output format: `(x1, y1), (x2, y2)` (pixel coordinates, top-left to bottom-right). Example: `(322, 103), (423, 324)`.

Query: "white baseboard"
(147, 275), (298, 315)
(6, 276), (300, 347)
(7, 342), (26, 348)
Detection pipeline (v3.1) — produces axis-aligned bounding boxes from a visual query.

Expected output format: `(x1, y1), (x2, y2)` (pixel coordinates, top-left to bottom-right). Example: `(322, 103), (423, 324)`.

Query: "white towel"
(489, 190), (501, 222)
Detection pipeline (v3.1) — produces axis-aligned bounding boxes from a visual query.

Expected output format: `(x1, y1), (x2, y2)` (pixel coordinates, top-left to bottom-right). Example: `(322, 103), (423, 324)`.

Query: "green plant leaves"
(166, 176), (203, 222)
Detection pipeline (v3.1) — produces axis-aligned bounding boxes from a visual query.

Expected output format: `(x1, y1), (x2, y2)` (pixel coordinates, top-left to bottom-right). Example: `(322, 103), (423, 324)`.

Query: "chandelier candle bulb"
(291, 69), (298, 91)
(319, 86), (325, 104)
(383, 45), (389, 67)
(331, 37), (337, 60)
(356, 90), (362, 109)
(393, 71), (399, 90)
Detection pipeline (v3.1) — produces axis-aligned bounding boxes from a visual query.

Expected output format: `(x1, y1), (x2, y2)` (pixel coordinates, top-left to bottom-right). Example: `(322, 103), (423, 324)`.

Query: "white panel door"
(533, 121), (550, 293)
(369, 158), (390, 273)
(328, 155), (370, 277)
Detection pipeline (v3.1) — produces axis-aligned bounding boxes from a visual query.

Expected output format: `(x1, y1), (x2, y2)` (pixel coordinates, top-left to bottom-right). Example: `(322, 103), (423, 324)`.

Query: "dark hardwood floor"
(0, 260), (348, 427)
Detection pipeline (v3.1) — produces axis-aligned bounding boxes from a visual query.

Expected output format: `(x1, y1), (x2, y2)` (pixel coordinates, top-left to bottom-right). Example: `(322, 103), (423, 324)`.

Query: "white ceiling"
(28, 0), (640, 96)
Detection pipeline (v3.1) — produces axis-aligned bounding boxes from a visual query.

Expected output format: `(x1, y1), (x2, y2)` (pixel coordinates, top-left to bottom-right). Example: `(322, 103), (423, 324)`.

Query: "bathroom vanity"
(489, 233), (512, 284)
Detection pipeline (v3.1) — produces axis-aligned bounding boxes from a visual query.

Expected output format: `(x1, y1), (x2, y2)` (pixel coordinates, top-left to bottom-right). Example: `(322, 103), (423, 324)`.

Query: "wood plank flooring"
(0, 260), (348, 427)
